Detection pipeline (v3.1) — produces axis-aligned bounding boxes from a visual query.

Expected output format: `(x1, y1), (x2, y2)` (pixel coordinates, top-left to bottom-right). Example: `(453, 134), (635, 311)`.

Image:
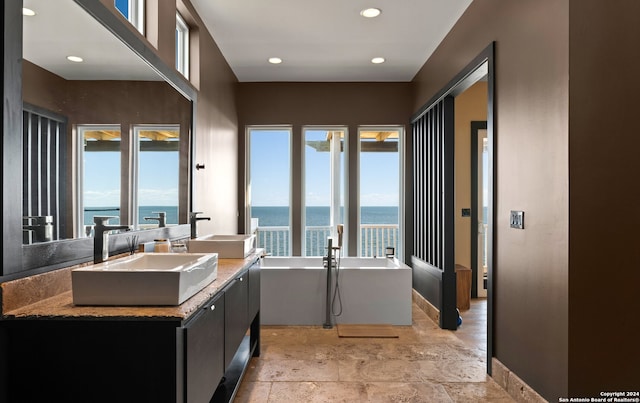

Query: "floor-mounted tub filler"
(260, 256), (412, 326)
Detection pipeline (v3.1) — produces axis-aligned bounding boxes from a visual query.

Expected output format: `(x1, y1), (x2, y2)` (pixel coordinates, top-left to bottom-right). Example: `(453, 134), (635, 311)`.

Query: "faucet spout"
(144, 211), (166, 227)
(189, 212), (211, 239)
(93, 216), (132, 263)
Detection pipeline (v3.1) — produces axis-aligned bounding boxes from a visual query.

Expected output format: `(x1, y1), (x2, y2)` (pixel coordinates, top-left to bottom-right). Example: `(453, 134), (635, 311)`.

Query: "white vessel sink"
(71, 253), (218, 306)
(188, 234), (256, 258)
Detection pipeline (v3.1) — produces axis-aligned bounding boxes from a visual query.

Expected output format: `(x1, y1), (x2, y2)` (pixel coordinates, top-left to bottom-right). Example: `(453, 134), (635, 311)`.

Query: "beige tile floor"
(235, 298), (516, 402)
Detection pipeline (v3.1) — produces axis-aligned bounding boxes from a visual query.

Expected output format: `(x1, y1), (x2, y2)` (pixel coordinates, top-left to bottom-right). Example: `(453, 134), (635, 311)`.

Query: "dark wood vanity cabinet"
(224, 270), (249, 369)
(1, 259), (261, 403)
(184, 292), (225, 403)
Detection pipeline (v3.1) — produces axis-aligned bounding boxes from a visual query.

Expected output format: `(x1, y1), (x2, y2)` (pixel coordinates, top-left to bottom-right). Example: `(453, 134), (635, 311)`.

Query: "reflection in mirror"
(22, 0), (192, 244)
(22, 104), (68, 243)
(134, 125), (180, 229)
(77, 125), (122, 237)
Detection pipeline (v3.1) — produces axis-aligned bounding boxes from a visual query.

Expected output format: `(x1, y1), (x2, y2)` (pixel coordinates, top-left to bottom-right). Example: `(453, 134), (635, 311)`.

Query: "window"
(114, 0), (144, 34)
(248, 127), (292, 256)
(303, 127), (346, 256)
(175, 12), (190, 79)
(358, 127), (402, 257)
(246, 125), (404, 259)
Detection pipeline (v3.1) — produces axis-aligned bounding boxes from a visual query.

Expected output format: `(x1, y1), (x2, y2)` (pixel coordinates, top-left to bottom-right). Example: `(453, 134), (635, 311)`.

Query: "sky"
(250, 129), (400, 207)
(84, 128), (400, 209)
(83, 149), (178, 207)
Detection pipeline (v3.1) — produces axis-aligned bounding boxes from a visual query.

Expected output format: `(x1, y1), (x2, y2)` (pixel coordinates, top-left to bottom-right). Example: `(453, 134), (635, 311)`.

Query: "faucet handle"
(152, 211), (166, 217)
(190, 212), (203, 218)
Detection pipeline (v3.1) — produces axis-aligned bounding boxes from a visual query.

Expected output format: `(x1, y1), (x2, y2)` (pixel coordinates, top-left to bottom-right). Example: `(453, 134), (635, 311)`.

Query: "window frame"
(114, 0), (145, 35)
(356, 125), (405, 259)
(175, 12), (190, 79)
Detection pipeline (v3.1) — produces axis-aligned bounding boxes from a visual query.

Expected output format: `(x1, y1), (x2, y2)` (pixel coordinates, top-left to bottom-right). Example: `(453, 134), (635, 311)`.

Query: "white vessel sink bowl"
(71, 253), (218, 306)
(188, 234), (256, 258)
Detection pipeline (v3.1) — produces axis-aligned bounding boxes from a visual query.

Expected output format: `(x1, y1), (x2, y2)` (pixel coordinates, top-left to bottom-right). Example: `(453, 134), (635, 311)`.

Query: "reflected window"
(114, 0), (145, 34)
(133, 125), (180, 228)
(77, 125), (122, 235)
(176, 12), (190, 79)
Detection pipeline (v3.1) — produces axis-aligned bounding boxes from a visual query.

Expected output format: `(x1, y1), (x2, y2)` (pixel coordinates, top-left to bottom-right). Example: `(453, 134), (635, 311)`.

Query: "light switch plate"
(510, 210), (524, 229)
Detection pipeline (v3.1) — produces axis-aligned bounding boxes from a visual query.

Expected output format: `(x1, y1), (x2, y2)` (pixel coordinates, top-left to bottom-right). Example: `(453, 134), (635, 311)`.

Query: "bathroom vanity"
(0, 252), (261, 403)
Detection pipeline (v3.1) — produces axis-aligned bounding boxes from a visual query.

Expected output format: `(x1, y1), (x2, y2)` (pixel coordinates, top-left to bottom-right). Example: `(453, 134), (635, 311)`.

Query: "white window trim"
(130, 0), (145, 35)
(176, 12), (190, 79)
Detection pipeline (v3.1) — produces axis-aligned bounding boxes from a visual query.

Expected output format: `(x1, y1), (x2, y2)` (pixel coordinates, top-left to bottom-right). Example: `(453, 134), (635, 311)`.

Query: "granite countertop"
(1, 252), (261, 321)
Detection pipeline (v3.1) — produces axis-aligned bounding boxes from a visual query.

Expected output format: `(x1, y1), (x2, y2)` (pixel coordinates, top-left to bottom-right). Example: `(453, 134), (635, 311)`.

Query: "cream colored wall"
(454, 82), (488, 270)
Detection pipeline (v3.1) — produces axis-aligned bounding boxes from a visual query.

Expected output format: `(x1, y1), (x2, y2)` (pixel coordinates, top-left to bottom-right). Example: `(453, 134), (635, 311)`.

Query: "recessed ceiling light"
(22, 8), (36, 16)
(268, 57), (282, 64)
(67, 56), (84, 63)
(371, 57), (385, 64)
(360, 8), (381, 18)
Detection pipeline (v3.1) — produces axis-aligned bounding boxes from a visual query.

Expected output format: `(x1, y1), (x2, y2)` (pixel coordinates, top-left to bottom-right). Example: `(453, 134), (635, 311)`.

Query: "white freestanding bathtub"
(260, 256), (412, 325)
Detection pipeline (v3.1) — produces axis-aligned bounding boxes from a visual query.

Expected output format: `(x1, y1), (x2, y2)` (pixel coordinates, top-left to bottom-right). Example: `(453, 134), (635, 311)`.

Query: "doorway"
(409, 42), (494, 373)
(471, 121), (488, 298)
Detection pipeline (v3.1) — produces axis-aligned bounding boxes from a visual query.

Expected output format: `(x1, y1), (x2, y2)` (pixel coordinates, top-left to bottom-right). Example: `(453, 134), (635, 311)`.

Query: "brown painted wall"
(413, 1), (569, 400)
(181, 0), (240, 236)
(568, 0), (640, 395)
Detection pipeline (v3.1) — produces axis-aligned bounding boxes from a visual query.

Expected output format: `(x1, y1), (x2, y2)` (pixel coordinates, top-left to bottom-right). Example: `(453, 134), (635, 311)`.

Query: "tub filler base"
(260, 257), (412, 326)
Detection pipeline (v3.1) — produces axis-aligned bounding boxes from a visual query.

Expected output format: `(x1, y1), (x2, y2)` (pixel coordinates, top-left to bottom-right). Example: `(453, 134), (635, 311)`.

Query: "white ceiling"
(21, 0), (473, 83)
(191, 0), (473, 82)
(22, 0), (162, 81)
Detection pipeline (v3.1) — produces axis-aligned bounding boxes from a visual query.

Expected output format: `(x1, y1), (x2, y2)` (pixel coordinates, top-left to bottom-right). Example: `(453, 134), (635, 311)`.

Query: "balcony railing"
(255, 224), (399, 257)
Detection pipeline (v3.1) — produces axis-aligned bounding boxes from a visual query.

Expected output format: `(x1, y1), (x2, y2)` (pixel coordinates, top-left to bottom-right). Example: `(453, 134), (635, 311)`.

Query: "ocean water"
(251, 206), (398, 226)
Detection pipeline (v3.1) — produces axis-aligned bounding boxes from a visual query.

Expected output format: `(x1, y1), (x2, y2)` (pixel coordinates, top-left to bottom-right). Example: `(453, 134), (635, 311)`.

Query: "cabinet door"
(224, 271), (249, 369)
(184, 293), (225, 403)
(248, 260), (261, 321)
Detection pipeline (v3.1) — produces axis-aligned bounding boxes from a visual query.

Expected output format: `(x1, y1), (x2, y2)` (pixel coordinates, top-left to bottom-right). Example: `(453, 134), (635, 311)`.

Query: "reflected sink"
(188, 234), (256, 258)
(71, 253), (218, 306)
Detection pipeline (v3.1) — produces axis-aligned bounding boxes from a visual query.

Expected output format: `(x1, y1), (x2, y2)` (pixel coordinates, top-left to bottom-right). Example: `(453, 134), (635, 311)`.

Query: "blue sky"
(84, 151), (178, 207)
(85, 128), (400, 208)
(250, 129), (399, 207)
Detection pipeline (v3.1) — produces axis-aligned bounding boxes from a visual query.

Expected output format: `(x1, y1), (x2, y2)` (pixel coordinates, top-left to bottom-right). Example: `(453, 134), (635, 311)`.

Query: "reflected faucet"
(190, 212), (211, 239)
(93, 216), (132, 263)
(144, 211), (166, 228)
(23, 216), (54, 243)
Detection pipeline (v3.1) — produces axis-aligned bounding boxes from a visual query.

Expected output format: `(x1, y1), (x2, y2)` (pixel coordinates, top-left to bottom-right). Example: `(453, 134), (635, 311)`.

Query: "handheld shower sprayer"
(337, 224), (344, 249)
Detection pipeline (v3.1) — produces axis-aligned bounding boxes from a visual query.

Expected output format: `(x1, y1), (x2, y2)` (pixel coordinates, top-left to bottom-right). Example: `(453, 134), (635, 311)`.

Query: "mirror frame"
(1, 0), (197, 279)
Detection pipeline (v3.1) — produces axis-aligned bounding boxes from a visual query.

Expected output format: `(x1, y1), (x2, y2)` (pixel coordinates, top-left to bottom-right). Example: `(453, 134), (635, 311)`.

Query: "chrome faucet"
(190, 212), (211, 239)
(93, 216), (132, 263)
(144, 211), (166, 227)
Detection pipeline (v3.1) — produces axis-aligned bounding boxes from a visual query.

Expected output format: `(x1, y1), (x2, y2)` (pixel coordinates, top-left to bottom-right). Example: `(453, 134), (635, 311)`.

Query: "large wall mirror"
(2, 0), (196, 277)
